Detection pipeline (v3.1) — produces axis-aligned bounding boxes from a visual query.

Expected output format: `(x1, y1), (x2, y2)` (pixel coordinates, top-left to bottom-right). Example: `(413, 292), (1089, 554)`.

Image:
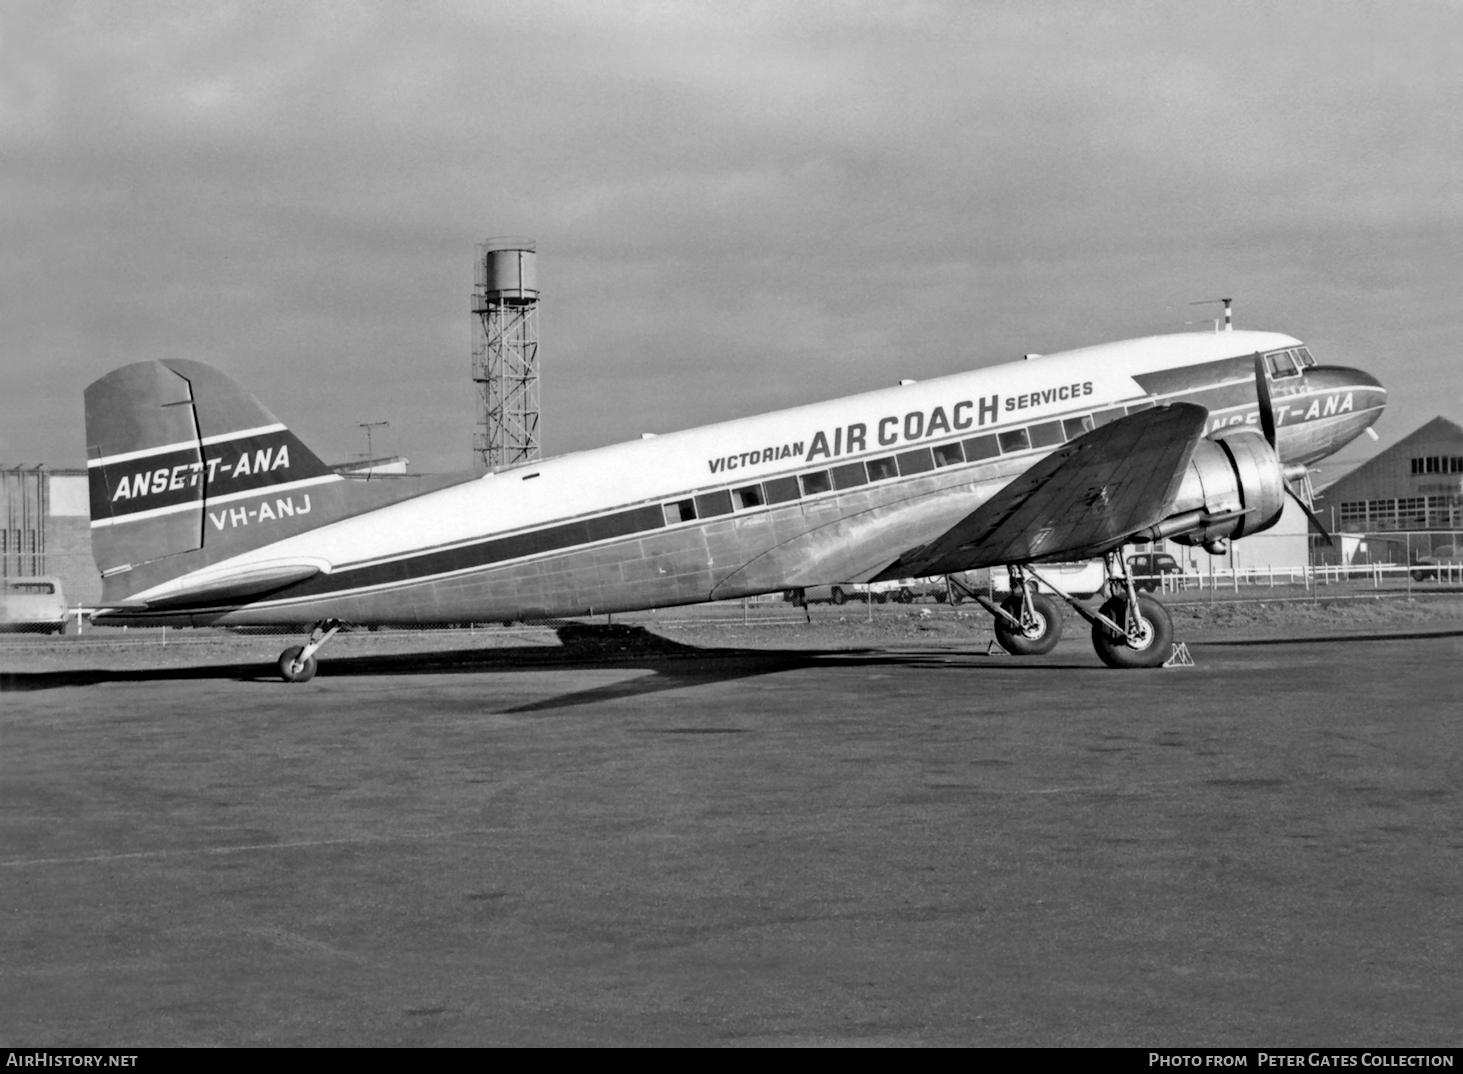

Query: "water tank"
(480, 240), (538, 306)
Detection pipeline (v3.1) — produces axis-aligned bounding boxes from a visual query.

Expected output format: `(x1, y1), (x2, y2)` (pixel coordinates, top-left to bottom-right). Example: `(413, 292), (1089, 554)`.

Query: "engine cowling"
(1145, 428), (1286, 549)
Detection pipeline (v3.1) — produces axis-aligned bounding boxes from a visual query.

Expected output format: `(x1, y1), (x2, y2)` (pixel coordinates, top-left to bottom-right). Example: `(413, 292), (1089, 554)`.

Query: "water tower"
(471, 238), (540, 468)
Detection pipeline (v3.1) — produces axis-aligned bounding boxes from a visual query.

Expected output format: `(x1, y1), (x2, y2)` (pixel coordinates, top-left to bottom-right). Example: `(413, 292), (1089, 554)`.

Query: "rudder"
(85, 360), (341, 600)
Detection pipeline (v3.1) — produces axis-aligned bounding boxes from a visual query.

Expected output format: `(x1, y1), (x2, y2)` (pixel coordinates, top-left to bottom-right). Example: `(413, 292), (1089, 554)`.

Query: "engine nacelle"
(1145, 428), (1287, 548)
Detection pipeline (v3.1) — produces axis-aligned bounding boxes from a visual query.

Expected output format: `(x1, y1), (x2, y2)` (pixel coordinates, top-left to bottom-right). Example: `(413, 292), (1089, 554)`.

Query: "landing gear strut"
(968, 554), (1175, 668)
(278, 620), (342, 683)
(1088, 551), (1173, 669)
(961, 566), (1063, 655)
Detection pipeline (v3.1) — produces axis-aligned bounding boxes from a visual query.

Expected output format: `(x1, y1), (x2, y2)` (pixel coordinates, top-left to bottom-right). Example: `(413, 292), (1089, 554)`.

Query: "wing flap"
(874, 403), (1208, 579)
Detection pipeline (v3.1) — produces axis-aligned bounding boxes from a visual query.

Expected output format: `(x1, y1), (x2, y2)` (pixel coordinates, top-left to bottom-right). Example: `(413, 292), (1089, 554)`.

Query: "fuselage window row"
(646, 400), (1148, 532)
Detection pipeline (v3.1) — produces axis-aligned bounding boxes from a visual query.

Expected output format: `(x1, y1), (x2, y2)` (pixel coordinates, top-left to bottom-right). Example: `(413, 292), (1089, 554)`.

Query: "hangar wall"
(1, 467), (101, 606)
(1312, 416), (1463, 564)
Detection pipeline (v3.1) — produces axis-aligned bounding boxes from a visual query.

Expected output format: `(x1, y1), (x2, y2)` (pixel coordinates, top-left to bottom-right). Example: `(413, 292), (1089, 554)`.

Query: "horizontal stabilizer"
(128, 561), (324, 610)
(874, 403), (1208, 578)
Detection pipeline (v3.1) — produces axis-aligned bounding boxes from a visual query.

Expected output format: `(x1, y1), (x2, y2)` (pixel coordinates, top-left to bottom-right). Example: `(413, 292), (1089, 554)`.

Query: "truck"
(0, 576), (68, 634)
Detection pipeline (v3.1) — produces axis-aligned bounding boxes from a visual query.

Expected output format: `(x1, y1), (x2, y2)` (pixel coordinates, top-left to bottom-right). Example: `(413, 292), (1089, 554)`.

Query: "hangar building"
(1313, 416), (1463, 564)
(1, 467), (99, 607)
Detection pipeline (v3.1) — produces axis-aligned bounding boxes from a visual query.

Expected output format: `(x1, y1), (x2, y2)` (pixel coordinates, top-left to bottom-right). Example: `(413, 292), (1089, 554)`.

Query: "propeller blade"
(1252, 352), (1277, 449)
(1286, 483), (1335, 547)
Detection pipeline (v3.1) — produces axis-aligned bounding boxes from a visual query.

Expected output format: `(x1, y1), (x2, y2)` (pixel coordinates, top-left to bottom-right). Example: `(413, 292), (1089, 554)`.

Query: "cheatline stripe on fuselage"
(87, 424), (289, 468)
(89, 473), (344, 528)
(133, 423), (1098, 615)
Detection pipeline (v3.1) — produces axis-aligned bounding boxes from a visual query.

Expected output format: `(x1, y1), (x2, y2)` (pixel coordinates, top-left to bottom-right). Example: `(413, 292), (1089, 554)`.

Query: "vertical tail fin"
(85, 360), (341, 597)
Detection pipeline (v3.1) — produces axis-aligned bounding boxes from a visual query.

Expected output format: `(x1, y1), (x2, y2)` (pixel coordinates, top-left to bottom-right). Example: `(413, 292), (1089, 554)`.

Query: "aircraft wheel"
(278, 645), (317, 683)
(899, 587), (914, 604)
(1091, 594), (1173, 669)
(831, 587), (847, 605)
(934, 590), (948, 603)
(993, 593), (1063, 656)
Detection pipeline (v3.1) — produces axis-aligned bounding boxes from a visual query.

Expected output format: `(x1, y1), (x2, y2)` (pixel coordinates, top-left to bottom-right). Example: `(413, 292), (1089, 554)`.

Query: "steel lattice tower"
(471, 239), (540, 469)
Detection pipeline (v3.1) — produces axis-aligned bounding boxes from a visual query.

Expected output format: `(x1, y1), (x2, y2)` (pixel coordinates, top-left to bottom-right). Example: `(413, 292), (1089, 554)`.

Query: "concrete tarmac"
(2, 626), (1460, 1046)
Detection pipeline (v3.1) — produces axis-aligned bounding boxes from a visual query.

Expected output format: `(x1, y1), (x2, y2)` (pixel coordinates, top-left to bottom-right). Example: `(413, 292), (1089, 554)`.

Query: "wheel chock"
(985, 638), (1008, 656)
(1163, 641), (1195, 668)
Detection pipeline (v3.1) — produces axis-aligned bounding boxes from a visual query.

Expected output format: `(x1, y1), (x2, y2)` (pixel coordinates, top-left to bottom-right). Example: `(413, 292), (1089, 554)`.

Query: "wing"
(873, 403), (1208, 579)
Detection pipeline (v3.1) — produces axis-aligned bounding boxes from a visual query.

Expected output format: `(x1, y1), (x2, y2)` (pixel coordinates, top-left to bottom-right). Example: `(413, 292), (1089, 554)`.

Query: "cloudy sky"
(3, 1), (1460, 481)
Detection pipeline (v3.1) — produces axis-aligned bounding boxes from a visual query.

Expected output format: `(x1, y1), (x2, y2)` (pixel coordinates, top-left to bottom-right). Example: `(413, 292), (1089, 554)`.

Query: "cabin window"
(694, 490), (734, 518)
(1092, 407), (1126, 427)
(663, 499), (697, 525)
(1028, 421), (1064, 449)
(866, 456), (899, 481)
(763, 476), (801, 504)
(799, 471), (833, 496)
(931, 443), (964, 468)
(831, 462), (869, 489)
(997, 429), (1031, 454)
(895, 448), (934, 475)
(731, 484), (765, 510)
(961, 434), (999, 461)
(1063, 416), (1095, 439)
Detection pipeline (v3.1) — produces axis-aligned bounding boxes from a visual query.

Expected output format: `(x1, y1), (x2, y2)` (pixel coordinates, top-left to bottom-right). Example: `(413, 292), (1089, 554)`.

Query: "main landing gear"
(1088, 552), (1174, 669)
(278, 620), (342, 683)
(964, 553), (1174, 669)
(958, 566), (1064, 656)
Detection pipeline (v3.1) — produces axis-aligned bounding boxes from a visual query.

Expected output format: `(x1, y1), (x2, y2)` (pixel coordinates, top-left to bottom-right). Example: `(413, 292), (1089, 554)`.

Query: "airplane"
(81, 326), (1385, 679)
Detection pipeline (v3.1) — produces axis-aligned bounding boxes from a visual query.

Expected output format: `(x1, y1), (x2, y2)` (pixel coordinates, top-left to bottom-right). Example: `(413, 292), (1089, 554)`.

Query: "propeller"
(1252, 353), (1334, 547)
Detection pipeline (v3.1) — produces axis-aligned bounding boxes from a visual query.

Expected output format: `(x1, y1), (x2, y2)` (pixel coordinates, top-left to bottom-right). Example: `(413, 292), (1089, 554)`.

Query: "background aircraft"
(83, 328), (1384, 678)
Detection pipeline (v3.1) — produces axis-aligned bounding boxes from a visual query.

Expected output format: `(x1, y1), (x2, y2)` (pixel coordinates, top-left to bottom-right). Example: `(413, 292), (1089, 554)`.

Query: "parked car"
(0, 576), (68, 634)
(787, 584), (864, 605)
(1126, 552), (1184, 592)
(785, 579), (926, 605)
(1411, 544), (1461, 582)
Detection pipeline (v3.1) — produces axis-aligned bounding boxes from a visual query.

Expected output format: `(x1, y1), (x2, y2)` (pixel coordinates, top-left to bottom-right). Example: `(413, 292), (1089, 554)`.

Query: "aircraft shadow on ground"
(0, 622), (1100, 697)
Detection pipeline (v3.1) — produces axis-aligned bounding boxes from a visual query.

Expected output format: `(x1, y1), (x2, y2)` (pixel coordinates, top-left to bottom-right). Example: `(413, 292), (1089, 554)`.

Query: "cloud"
(2, 1), (1461, 471)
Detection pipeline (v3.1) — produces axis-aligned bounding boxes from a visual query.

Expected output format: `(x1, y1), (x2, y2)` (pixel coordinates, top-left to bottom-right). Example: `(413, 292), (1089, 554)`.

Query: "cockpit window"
(1265, 349), (1302, 379)
(1296, 347), (1316, 368)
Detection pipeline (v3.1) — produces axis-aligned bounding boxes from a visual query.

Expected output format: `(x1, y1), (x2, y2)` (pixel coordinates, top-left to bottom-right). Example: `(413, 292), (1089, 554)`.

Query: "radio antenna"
(1189, 297), (1233, 332)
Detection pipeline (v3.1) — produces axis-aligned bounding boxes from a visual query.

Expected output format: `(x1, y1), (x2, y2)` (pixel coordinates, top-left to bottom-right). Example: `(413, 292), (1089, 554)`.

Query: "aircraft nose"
(1318, 365), (1385, 393)
(1284, 364), (1387, 462)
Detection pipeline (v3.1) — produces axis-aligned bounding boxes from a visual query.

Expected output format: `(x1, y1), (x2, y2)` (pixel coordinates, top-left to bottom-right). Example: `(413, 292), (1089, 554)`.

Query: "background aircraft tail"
(85, 359), (348, 601)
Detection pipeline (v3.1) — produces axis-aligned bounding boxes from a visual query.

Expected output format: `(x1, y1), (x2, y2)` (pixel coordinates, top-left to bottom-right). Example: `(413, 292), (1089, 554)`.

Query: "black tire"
(831, 587), (847, 605)
(1410, 569), (1433, 582)
(992, 593), (1063, 656)
(278, 645), (317, 683)
(1091, 594), (1173, 669)
(934, 590), (947, 604)
(899, 587), (914, 604)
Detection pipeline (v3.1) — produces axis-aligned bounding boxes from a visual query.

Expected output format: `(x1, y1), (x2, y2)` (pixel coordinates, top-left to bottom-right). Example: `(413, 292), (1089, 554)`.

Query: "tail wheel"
(831, 587), (847, 605)
(993, 593), (1063, 655)
(1091, 594), (1173, 669)
(278, 645), (318, 683)
(899, 587), (914, 603)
